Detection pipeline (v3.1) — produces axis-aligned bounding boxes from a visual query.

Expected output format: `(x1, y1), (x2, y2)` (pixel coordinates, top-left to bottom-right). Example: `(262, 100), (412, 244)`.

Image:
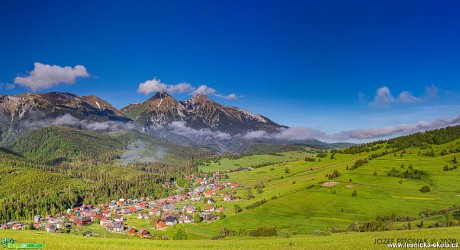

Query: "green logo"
(1, 238), (43, 249)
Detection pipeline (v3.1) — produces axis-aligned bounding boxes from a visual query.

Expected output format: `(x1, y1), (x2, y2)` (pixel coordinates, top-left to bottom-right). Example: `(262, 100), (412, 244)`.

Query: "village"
(0, 172), (242, 238)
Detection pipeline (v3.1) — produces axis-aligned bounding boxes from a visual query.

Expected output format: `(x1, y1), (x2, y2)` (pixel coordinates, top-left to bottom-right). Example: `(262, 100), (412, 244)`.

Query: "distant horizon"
(2, 89), (459, 144)
(1, 1), (460, 142)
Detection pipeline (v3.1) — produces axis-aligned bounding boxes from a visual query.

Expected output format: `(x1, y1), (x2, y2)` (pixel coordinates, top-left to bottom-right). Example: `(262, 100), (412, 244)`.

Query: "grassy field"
(3, 131), (460, 248)
(2, 227), (460, 250)
(199, 149), (313, 172)
(176, 139), (460, 238)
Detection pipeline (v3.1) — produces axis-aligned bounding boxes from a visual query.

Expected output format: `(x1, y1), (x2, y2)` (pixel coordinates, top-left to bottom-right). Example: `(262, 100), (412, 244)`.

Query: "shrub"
(326, 169), (341, 180)
(305, 157), (316, 162)
(278, 229), (291, 238)
(420, 185), (431, 193)
(246, 199), (267, 210)
(234, 204), (243, 214)
(352, 190), (358, 197)
(317, 152), (327, 158)
(249, 227), (277, 237)
(349, 158), (368, 170)
(245, 189), (255, 200)
(174, 229), (188, 240)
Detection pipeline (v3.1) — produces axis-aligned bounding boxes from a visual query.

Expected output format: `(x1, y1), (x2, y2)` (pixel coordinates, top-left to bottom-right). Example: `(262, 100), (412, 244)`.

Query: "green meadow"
(199, 150), (313, 172)
(97, 137), (460, 242)
(2, 129), (460, 248)
(174, 139), (460, 238)
(2, 227), (459, 250)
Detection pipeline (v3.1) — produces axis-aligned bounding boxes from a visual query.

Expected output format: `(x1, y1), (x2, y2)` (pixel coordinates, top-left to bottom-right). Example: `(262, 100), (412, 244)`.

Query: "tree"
(234, 204), (242, 214)
(453, 156), (458, 164)
(254, 181), (264, 194)
(245, 189), (254, 200)
(444, 212), (457, 227)
(193, 213), (202, 223)
(418, 220), (424, 228)
(351, 190), (358, 197)
(174, 229), (188, 240)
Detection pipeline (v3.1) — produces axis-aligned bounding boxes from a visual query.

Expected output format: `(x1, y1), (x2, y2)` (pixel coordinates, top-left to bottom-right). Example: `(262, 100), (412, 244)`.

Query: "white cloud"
(243, 114), (460, 142)
(137, 78), (195, 95)
(242, 127), (327, 141)
(137, 78), (238, 100)
(192, 85), (216, 96)
(243, 130), (269, 140)
(332, 115), (460, 140)
(167, 82), (195, 93)
(22, 113), (135, 132)
(396, 91), (419, 104)
(272, 127), (327, 140)
(369, 85), (439, 107)
(14, 62), (89, 91)
(192, 85), (237, 100)
(137, 78), (167, 95)
(371, 86), (394, 107)
(167, 121), (231, 140)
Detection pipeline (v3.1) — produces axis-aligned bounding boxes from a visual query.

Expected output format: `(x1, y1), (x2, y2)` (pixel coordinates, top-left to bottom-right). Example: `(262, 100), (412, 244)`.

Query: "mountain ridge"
(0, 91), (288, 150)
(122, 91), (286, 135)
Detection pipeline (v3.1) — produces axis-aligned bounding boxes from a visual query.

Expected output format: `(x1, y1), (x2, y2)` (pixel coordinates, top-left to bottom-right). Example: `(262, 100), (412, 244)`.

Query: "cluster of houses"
(0, 172), (242, 237)
(0, 221), (25, 230)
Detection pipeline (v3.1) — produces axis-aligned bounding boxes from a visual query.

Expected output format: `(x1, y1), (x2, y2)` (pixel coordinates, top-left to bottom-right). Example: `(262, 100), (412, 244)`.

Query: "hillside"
(146, 126), (460, 239)
(11, 126), (125, 165)
(0, 146), (198, 223)
(10, 126), (213, 166)
(1, 125), (460, 246)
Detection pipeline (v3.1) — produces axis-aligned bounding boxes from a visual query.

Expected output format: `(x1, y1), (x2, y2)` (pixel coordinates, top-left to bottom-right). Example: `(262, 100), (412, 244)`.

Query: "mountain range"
(122, 91), (285, 135)
(0, 91), (294, 153)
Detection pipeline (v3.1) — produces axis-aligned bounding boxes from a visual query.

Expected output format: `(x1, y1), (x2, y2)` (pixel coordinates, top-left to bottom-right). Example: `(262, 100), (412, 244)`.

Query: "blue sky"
(1, 0), (460, 141)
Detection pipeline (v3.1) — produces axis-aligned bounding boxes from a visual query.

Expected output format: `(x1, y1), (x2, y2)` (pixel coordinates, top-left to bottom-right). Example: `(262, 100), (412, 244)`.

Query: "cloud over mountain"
(14, 62), (89, 91)
(137, 78), (194, 95)
(242, 127), (327, 141)
(21, 114), (134, 132)
(332, 115), (460, 140)
(137, 77), (238, 100)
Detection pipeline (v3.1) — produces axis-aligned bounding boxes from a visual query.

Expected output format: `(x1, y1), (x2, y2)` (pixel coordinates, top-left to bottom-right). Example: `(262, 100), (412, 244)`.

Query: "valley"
(1, 119), (460, 248)
(0, 91), (459, 249)
(3, 1), (460, 248)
